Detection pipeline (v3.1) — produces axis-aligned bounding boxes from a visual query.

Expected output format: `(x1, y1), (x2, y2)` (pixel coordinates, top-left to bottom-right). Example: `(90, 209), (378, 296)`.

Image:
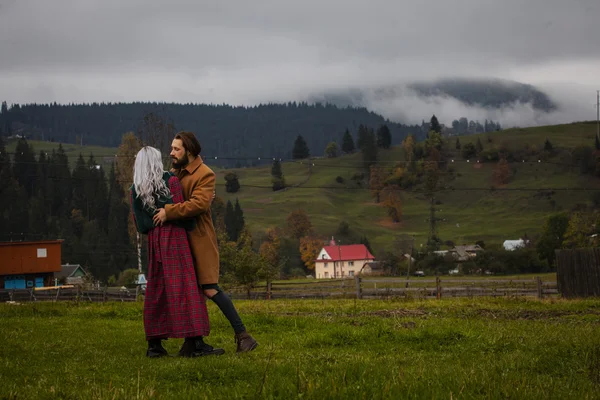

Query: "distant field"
(1, 297), (599, 399)
(5, 138), (118, 170)
(214, 122), (599, 251)
(4, 122), (599, 252)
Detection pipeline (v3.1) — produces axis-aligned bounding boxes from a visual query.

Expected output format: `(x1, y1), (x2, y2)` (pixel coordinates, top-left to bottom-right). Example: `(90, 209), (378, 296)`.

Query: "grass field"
(1, 297), (599, 399)
(214, 122), (600, 250)
(5, 138), (118, 171)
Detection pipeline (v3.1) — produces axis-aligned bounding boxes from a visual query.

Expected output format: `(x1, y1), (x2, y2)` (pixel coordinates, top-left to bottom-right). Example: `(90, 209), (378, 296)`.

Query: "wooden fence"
(556, 248), (600, 298)
(225, 276), (557, 300)
(0, 276), (558, 303)
(0, 286), (138, 303)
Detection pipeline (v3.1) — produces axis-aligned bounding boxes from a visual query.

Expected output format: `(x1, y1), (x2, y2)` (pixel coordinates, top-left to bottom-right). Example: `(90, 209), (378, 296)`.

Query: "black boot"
(178, 337), (225, 357)
(146, 338), (168, 358)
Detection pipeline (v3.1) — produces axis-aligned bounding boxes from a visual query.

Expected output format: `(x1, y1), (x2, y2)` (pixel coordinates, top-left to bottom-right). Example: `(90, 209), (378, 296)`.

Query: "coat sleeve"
(164, 169), (214, 220)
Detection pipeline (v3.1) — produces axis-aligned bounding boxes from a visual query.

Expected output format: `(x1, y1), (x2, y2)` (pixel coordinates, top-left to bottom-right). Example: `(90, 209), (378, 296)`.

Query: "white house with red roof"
(314, 237), (375, 279)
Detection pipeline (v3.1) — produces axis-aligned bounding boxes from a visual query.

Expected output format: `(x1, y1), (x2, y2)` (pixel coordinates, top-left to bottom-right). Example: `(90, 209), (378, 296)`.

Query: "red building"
(0, 240), (63, 289)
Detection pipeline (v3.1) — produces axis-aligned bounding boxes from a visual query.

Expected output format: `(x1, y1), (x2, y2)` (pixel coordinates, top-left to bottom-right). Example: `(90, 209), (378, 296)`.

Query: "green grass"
(5, 138), (118, 170)
(214, 122), (599, 250)
(1, 298), (599, 399)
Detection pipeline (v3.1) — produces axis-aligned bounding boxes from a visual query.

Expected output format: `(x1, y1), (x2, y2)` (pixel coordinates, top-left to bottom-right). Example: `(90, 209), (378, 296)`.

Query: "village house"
(55, 264), (88, 285)
(314, 238), (375, 279)
(0, 240), (63, 289)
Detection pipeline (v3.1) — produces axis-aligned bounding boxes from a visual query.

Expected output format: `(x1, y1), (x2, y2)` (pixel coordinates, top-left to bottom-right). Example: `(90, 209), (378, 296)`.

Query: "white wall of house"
(315, 258), (373, 279)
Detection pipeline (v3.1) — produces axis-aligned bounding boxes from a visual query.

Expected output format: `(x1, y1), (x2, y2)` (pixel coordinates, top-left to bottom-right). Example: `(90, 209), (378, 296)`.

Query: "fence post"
(536, 276), (543, 299)
(436, 276), (442, 299)
(55, 287), (61, 302)
(355, 276), (362, 299)
(266, 281), (272, 300)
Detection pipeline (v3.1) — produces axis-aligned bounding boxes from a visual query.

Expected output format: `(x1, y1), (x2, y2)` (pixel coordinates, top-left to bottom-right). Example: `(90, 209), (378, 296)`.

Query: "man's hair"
(174, 131), (202, 157)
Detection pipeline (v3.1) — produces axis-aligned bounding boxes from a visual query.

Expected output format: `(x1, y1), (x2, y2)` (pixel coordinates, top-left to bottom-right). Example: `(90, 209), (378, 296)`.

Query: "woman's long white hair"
(133, 146), (171, 210)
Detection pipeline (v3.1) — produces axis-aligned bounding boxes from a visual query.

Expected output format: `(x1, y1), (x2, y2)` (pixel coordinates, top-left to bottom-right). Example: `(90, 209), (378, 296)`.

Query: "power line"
(3, 156), (593, 169)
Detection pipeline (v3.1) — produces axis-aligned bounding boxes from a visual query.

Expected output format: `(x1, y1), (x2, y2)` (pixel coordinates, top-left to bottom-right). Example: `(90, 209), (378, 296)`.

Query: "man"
(153, 131), (258, 354)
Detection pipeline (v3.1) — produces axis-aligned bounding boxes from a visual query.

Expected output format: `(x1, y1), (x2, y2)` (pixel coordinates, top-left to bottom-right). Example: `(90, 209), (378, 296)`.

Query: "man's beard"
(172, 154), (189, 168)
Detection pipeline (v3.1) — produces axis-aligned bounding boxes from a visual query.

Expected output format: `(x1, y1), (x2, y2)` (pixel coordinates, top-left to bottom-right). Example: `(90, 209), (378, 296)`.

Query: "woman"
(130, 146), (219, 357)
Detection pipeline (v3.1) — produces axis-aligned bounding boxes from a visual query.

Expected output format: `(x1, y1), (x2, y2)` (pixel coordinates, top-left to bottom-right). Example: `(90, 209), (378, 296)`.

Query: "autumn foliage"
(382, 185), (402, 223)
(286, 209), (313, 239)
(493, 158), (511, 185)
(299, 236), (323, 270)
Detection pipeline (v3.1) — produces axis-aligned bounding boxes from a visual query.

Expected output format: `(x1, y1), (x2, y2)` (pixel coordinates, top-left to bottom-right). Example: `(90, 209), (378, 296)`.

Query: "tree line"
(0, 101), (424, 168)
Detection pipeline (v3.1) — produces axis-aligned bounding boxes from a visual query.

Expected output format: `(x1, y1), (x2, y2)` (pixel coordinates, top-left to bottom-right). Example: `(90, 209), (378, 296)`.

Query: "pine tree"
(341, 129), (355, 153)
(85, 154), (109, 230)
(35, 151), (50, 200)
(1, 101), (10, 135)
(356, 124), (369, 150)
(71, 154), (88, 214)
(107, 163), (134, 273)
(362, 129), (378, 170)
(430, 115), (441, 133)
(292, 135), (310, 159)
(376, 125), (392, 149)
(49, 145), (72, 217)
(224, 200), (237, 241)
(544, 138), (553, 152)
(234, 198), (245, 242)
(455, 137), (461, 150)
(475, 137), (484, 154)
(271, 160), (285, 191)
(12, 138), (37, 198)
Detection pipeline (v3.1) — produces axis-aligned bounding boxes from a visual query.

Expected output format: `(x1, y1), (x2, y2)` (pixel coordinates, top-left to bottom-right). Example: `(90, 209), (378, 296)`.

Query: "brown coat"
(165, 156), (219, 285)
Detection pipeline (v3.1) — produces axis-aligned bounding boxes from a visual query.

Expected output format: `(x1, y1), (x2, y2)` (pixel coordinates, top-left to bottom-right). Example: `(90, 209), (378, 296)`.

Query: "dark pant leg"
(202, 284), (246, 334)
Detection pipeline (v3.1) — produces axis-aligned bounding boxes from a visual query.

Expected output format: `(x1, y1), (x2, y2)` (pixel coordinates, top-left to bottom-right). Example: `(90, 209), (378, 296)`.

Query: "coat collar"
(177, 155), (203, 176)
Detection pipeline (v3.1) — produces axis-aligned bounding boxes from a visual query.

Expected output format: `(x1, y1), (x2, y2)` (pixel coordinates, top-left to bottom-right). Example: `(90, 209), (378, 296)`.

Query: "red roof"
(316, 244), (374, 262)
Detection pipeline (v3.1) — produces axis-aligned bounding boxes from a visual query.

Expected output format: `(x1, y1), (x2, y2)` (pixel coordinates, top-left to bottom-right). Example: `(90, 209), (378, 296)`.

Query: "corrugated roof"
(317, 245), (375, 262)
(55, 264), (84, 279)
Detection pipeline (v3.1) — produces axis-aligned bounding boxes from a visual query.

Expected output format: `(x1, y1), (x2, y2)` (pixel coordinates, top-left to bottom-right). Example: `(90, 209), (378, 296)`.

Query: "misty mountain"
(409, 78), (557, 111)
(308, 78), (558, 118)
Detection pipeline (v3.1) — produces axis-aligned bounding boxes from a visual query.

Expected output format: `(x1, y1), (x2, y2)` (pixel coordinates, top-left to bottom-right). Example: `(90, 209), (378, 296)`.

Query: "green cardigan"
(130, 172), (195, 234)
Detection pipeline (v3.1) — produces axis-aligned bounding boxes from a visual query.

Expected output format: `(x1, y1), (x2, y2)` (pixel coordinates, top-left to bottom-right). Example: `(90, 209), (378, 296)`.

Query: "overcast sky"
(0, 0), (598, 125)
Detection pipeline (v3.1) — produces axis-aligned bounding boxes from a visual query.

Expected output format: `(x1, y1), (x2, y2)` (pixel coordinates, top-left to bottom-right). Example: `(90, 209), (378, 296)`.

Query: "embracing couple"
(130, 131), (258, 358)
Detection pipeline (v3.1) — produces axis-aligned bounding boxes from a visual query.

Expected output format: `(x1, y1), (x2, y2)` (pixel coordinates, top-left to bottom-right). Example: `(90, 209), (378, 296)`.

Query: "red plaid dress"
(141, 176), (210, 339)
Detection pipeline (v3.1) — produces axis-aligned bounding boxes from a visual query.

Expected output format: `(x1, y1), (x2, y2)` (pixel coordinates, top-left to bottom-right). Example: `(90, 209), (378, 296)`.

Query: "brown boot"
(235, 331), (258, 353)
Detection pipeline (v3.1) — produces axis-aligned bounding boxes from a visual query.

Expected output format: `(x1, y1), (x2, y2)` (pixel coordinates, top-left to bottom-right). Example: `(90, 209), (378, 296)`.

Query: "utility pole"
(426, 196), (445, 252)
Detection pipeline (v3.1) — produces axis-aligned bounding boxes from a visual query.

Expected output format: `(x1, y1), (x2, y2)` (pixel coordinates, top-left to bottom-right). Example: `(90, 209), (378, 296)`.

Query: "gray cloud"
(0, 0), (598, 126)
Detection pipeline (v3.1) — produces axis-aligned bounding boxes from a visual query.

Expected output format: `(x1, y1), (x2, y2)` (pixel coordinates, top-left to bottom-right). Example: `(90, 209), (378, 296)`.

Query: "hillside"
(6, 121), (598, 256)
(5, 139), (117, 171)
(215, 121), (599, 253)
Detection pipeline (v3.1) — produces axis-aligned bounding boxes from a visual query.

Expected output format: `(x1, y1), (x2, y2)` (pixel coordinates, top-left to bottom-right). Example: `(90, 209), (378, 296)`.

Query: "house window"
(348, 261), (354, 266)
(324, 263), (328, 268)
(349, 271), (354, 277)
